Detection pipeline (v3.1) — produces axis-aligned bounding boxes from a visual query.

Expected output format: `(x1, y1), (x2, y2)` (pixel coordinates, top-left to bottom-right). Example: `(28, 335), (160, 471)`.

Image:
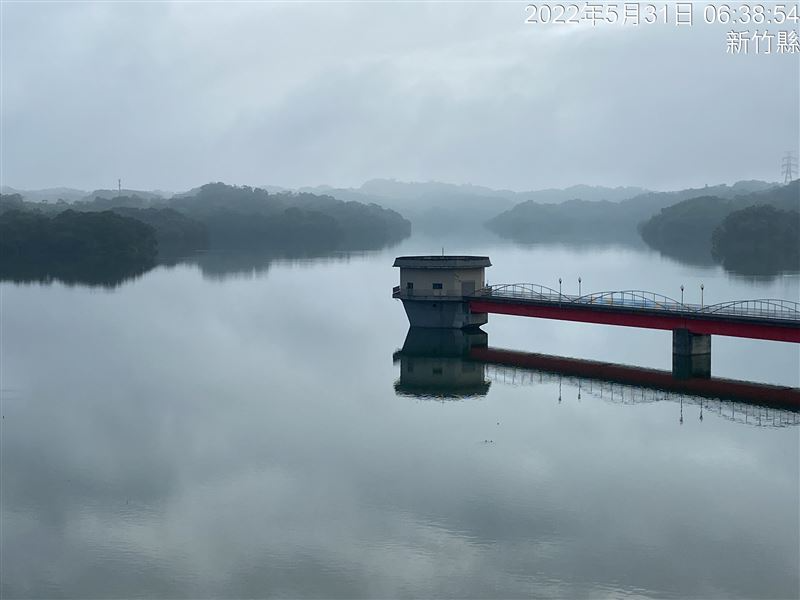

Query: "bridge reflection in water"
(392, 328), (800, 428)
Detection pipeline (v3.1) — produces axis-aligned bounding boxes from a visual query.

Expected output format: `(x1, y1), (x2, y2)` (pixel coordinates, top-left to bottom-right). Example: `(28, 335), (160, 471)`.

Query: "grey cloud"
(2, 3), (797, 191)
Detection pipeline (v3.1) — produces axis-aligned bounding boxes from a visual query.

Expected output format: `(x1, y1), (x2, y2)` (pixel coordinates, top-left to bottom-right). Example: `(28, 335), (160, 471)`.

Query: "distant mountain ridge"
(0, 186), (88, 203)
(297, 178), (648, 204)
(0, 186), (166, 204)
(487, 179), (779, 243)
(321, 179), (648, 203)
(4, 179), (782, 243)
(288, 179), (651, 231)
(87, 189), (164, 202)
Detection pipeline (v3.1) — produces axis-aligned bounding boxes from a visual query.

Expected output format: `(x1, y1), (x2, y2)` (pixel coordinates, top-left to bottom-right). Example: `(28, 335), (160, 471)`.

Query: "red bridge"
(392, 256), (800, 379)
(467, 284), (800, 344)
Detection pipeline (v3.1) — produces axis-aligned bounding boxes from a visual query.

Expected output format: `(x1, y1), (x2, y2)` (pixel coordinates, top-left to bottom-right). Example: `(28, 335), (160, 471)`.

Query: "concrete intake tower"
(392, 255), (491, 329)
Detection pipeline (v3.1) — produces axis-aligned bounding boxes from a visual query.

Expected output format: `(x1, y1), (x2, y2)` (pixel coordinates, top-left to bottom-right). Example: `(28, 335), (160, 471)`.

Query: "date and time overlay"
(524, 2), (800, 54)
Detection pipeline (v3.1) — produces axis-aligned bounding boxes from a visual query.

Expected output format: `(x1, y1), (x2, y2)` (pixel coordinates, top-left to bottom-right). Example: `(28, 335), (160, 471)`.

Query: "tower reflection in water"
(393, 327), (800, 428)
(392, 327), (490, 399)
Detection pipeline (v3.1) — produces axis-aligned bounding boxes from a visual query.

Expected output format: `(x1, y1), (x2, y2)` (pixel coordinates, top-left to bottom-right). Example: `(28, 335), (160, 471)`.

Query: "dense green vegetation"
(4, 183), (412, 253)
(3, 182), (411, 252)
(0, 209), (158, 287)
(0, 183), (411, 286)
(5, 177), (795, 282)
(0, 193), (25, 213)
(711, 205), (800, 275)
(110, 206), (208, 254)
(486, 198), (637, 243)
(0, 209), (157, 261)
(638, 181), (799, 268)
(1, 193), (208, 256)
(169, 183), (410, 250)
(638, 196), (733, 264)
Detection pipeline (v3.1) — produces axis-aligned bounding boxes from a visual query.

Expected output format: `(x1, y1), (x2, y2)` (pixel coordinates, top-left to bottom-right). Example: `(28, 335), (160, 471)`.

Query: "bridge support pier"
(672, 329), (711, 379)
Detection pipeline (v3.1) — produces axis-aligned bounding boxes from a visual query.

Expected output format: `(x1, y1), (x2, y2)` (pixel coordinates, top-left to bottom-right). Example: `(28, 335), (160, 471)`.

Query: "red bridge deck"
(467, 285), (800, 343)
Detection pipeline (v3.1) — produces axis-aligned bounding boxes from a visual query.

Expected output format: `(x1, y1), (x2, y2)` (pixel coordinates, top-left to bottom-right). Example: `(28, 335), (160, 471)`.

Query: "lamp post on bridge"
(558, 278), (562, 299)
(578, 277), (582, 296)
(680, 284), (684, 305)
(701, 283), (704, 308)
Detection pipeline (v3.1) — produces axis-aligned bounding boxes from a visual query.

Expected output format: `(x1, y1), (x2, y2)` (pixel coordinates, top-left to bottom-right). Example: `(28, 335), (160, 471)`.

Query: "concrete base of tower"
(400, 298), (488, 329)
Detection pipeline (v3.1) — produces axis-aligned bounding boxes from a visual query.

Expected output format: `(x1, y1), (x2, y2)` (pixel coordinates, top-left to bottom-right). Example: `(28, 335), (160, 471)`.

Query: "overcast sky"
(2, 2), (798, 193)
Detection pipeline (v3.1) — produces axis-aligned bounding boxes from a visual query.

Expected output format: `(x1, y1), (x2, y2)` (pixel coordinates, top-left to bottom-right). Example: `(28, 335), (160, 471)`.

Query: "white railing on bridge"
(472, 284), (800, 322)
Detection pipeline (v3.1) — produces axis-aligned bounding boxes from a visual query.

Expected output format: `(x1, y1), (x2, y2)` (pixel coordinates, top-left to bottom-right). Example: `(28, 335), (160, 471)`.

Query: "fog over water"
(2, 236), (798, 598)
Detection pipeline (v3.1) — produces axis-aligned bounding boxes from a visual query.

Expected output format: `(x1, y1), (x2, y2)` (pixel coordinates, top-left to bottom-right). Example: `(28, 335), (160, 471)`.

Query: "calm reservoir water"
(2, 233), (798, 598)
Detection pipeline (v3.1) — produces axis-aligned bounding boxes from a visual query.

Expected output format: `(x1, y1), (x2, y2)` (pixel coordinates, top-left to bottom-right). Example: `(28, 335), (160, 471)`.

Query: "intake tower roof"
(393, 256), (491, 269)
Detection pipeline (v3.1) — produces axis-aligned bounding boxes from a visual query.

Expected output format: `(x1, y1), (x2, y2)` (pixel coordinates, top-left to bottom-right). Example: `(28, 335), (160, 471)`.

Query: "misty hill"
(0, 193), (26, 213)
(0, 208), (157, 262)
(1, 193), (208, 256)
(618, 180), (778, 223)
(355, 179), (647, 204)
(110, 206), (208, 254)
(486, 180), (777, 244)
(638, 196), (733, 264)
(0, 186), (169, 204)
(295, 181), (513, 231)
(0, 186), (88, 203)
(74, 194), (155, 211)
(486, 198), (636, 243)
(357, 179), (518, 201)
(83, 189), (165, 203)
(639, 180), (799, 268)
(168, 182), (411, 250)
(711, 205), (800, 275)
(1, 182), (411, 265)
(293, 179), (648, 231)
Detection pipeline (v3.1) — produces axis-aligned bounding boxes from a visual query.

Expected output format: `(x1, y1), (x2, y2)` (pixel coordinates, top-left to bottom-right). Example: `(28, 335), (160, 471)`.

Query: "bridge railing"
(472, 285), (800, 322)
(485, 364), (800, 428)
(573, 290), (687, 312)
(475, 283), (564, 302)
(700, 299), (800, 321)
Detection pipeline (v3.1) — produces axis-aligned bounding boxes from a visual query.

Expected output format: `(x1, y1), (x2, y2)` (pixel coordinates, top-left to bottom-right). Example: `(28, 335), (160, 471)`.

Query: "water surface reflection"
(2, 239), (798, 599)
(394, 327), (800, 427)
